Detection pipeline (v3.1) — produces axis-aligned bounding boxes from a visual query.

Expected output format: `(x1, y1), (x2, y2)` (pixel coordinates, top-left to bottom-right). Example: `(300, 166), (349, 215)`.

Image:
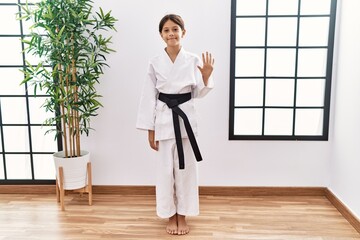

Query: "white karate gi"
(136, 47), (214, 218)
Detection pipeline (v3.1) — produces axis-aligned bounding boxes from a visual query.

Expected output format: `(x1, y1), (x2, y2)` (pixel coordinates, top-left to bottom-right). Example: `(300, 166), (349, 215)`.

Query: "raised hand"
(197, 52), (215, 86)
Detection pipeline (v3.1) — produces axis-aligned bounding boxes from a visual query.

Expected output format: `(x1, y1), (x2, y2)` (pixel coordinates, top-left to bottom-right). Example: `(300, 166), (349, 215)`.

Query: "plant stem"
(58, 63), (68, 158)
(65, 64), (73, 157)
(72, 57), (81, 157)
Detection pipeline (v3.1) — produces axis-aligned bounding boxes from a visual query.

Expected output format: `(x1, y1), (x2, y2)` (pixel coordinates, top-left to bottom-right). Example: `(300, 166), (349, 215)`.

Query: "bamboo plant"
(18, 0), (117, 158)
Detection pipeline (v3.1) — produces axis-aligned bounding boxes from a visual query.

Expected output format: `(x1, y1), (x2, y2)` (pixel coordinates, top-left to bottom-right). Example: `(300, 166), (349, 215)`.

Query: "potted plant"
(18, 0), (117, 209)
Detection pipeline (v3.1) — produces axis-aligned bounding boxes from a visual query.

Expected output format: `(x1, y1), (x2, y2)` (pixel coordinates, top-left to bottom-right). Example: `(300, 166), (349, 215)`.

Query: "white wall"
(82, 0), (331, 187)
(329, 0), (360, 218)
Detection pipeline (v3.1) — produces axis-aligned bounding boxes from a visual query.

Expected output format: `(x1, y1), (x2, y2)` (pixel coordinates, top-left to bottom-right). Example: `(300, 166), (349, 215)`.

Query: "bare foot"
(166, 214), (178, 235)
(177, 214), (190, 235)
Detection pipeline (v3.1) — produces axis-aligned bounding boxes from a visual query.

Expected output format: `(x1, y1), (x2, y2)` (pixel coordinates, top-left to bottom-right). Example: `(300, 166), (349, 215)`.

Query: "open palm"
(197, 52), (215, 85)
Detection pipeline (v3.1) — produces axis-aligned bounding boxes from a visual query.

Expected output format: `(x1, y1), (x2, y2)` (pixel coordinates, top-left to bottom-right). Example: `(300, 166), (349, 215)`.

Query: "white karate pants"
(156, 138), (199, 218)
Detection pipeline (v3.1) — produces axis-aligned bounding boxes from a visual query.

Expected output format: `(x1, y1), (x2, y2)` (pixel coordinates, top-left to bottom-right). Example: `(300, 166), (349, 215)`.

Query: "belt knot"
(168, 99), (179, 109)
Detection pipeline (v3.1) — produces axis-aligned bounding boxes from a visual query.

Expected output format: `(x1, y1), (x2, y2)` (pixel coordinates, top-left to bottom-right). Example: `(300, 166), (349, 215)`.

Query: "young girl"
(136, 14), (214, 235)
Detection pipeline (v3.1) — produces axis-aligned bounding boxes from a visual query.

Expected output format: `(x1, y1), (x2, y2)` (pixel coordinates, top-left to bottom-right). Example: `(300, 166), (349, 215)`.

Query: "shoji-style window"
(0, 0), (58, 184)
(229, 0), (337, 140)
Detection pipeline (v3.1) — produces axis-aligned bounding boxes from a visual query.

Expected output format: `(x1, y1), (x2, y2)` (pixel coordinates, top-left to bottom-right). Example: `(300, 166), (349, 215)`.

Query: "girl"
(136, 14), (214, 235)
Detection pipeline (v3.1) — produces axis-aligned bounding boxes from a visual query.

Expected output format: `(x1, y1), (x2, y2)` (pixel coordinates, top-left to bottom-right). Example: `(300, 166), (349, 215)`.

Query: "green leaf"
(17, 0), (117, 154)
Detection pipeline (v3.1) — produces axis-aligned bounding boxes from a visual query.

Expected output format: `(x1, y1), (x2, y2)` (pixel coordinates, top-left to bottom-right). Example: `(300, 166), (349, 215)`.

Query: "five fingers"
(202, 52), (215, 66)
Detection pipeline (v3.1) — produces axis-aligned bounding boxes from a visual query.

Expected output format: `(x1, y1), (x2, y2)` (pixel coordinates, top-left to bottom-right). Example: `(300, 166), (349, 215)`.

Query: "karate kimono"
(136, 47), (214, 218)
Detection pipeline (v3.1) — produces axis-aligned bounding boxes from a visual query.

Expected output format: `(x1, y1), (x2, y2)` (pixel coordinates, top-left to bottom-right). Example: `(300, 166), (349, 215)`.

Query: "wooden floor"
(0, 193), (359, 240)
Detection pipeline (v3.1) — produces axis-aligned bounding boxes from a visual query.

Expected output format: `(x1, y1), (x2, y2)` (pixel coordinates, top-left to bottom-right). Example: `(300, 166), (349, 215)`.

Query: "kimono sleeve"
(192, 56), (214, 98)
(136, 62), (158, 131)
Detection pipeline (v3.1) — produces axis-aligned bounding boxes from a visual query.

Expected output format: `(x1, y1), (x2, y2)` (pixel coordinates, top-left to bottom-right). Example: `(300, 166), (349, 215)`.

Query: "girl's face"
(160, 20), (186, 48)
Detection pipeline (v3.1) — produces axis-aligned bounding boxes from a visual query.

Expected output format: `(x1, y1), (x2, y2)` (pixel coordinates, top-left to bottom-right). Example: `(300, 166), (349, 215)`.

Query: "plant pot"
(53, 150), (90, 190)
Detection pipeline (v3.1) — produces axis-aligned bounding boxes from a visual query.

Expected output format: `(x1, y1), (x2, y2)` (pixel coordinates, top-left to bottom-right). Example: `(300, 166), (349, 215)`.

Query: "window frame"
(0, 1), (59, 184)
(229, 0), (338, 141)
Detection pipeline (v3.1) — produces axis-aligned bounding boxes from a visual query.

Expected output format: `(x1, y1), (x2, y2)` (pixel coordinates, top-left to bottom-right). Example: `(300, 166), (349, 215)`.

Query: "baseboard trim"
(0, 185), (325, 196)
(94, 186), (326, 196)
(199, 186), (325, 196)
(324, 188), (360, 234)
(0, 185), (56, 194)
(0, 184), (358, 234)
(92, 185), (156, 195)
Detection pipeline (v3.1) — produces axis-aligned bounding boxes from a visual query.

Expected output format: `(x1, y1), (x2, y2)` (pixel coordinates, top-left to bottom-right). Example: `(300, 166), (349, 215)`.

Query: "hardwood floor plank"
(0, 194), (359, 239)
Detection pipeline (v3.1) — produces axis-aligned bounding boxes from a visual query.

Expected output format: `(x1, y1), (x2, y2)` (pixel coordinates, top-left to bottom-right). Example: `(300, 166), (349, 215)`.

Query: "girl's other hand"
(148, 130), (159, 151)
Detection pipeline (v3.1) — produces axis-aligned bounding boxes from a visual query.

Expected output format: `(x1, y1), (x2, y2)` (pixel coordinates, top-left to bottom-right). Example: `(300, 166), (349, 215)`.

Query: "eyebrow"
(163, 26), (179, 30)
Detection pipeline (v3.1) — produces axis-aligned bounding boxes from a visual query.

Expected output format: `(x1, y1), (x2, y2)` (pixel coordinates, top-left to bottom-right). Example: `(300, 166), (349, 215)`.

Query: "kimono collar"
(163, 47), (186, 64)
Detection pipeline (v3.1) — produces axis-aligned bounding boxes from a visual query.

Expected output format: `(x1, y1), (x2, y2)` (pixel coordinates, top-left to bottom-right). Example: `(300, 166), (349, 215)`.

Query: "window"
(0, 0), (58, 184)
(229, 0), (337, 140)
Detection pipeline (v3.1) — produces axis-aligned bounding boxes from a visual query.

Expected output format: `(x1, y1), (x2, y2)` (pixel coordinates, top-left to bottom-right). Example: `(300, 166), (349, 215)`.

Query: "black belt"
(158, 92), (202, 169)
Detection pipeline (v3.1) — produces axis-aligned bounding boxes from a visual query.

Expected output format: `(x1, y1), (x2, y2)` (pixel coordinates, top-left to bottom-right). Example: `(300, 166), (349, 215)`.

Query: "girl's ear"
(182, 29), (186, 38)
